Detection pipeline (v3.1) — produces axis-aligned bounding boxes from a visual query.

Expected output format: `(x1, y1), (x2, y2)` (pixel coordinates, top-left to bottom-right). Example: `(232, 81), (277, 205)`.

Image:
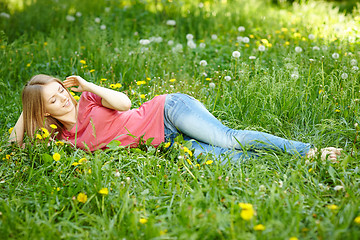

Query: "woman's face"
(42, 81), (75, 118)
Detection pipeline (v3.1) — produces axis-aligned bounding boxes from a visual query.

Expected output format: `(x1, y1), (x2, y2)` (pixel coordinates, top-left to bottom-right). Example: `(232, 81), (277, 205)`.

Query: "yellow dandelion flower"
(6, 154), (11, 160)
(275, 30), (281, 34)
(89, 69), (95, 73)
(253, 224), (265, 231)
(8, 127), (14, 134)
(235, 42), (239, 46)
(319, 89), (323, 94)
(78, 158), (87, 163)
(261, 39), (269, 44)
(80, 60), (86, 64)
(26, 63), (31, 67)
(53, 153), (61, 161)
(205, 78), (211, 81)
(183, 146), (193, 156)
(0, 45), (5, 49)
(285, 41), (290, 46)
(70, 92), (75, 96)
(140, 94), (145, 99)
(50, 124), (57, 129)
(289, 237), (298, 240)
(245, 44), (250, 48)
(136, 80), (146, 86)
(110, 84), (116, 89)
(55, 141), (64, 146)
(77, 192), (88, 203)
(327, 204), (338, 210)
(44, 42), (48, 46)
(98, 188), (109, 195)
(74, 96), (80, 101)
(205, 160), (213, 165)
(36, 134), (43, 140)
(83, 65), (87, 68)
(115, 83), (122, 88)
(241, 208), (254, 221)
(160, 229), (168, 235)
(354, 216), (360, 224)
(294, 33), (301, 38)
(249, 34), (254, 38)
(164, 142), (171, 148)
(169, 79), (176, 82)
(146, 77), (151, 80)
(72, 162), (80, 166)
(196, 164), (201, 168)
(186, 159), (192, 165)
(308, 168), (313, 173)
(101, 78), (107, 81)
(41, 128), (50, 138)
(88, 169), (92, 174)
(80, 46), (85, 49)
(139, 218), (148, 224)
(281, 28), (288, 32)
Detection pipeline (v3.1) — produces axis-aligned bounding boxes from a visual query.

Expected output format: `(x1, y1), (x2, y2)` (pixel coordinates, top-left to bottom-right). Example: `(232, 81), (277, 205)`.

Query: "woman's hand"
(63, 76), (91, 93)
(306, 147), (342, 161)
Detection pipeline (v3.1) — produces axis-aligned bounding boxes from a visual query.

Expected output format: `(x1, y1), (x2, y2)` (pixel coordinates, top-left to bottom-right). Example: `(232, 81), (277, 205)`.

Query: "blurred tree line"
(272, 0), (358, 13)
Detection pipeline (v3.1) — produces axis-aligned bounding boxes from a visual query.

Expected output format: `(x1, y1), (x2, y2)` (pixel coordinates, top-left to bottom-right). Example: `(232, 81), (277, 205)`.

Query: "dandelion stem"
(305, 64), (312, 102)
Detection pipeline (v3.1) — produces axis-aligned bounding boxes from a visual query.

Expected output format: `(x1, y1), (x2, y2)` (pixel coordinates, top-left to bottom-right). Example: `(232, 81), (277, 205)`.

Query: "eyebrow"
(48, 86), (61, 102)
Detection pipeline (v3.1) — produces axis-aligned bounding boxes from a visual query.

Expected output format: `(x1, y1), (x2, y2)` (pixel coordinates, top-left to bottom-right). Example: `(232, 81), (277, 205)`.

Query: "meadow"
(0, 0), (360, 239)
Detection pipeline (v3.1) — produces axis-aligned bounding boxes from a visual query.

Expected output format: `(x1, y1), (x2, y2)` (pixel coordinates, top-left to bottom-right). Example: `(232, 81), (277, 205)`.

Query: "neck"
(58, 104), (78, 131)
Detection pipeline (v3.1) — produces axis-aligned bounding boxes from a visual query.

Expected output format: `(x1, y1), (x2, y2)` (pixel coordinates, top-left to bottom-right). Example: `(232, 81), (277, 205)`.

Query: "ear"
(45, 113), (50, 117)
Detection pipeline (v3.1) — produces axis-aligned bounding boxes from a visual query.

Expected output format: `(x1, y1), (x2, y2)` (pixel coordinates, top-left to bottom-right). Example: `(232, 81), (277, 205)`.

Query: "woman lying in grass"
(9, 74), (341, 164)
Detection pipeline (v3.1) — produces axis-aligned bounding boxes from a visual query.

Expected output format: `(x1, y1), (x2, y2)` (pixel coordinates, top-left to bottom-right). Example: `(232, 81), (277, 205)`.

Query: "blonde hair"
(22, 74), (77, 139)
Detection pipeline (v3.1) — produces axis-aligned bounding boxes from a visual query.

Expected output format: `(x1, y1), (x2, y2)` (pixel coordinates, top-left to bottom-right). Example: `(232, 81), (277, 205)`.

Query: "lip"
(63, 99), (70, 108)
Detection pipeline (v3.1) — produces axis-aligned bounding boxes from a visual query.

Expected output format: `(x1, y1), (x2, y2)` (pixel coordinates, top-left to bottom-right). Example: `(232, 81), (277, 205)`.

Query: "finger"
(71, 87), (81, 92)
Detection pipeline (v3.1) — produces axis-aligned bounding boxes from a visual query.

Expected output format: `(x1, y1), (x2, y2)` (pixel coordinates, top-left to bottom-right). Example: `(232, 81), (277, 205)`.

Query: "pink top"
(62, 91), (167, 151)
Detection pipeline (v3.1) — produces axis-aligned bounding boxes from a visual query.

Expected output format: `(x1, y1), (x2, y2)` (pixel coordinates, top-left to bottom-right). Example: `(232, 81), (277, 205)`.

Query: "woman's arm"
(9, 112), (24, 146)
(63, 76), (131, 111)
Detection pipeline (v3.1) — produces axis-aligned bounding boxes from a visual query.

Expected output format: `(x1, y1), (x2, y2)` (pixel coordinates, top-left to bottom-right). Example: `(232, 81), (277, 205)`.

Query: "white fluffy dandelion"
(209, 82), (215, 88)
(352, 66), (359, 71)
(187, 40), (196, 49)
(334, 185), (344, 191)
(341, 73), (348, 79)
(237, 36), (243, 42)
(105, 7), (111, 12)
(199, 43), (206, 48)
(313, 46), (320, 51)
(100, 24), (106, 30)
(308, 34), (315, 40)
(332, 53), (340, 59)
(242, 37), (250, 43)
(225, 76), (231, 81)
(238, 26), (245, 32)
(258, 45), (265, 52)
(66, 15), (75, 22)
(172, 43), (183, 53)
(232, 51), (241, 58)
(211, 34), (218, 40)
(94, 17), (101, 23)
(75, 12), (82, 17)
(199, 60), (208, 66)
(186, 34), (194, 40)
(249, 56), (256, 60)
(295, 46), (303, 53)
(0, 12), (10, 18)
(167, 40), (174, 45)
(350, 59), (358, 66)
(166, 20), (176, 26)
(291, 73), (299, 80)
(139, 39), (150, 45)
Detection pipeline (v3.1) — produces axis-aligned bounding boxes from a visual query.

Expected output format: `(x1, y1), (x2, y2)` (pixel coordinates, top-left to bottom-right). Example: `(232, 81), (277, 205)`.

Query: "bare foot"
(306, 147), (342, 161)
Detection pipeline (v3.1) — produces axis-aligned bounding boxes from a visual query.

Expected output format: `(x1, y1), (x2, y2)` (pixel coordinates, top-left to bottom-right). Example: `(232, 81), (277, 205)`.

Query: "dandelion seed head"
(225, 76), (231, 81)
(199, 60), (208, 66)
(209, 82), (215, 88)
(139, 39), (150, 45)
(187, 40), (196, 49)
(332, 53), (340, 59)
(334, 185), (344, 191)
(295, 46), (303, 53)
(105, 7), (111, 12)
(199, 42), (206, 48)
(352, 66), (359, 71)
(341, 73), (348, 79)
(94, 17), (101, 23)
(75, 12), (82, 17)
(232, 51), (241, 58)
(242, 37), (250, 43)
(66, 15), (75, 22)
(167, 40), (174, 45)
(100, 24), (106, 30)
(238, 26), (245, 32)
(350, 59), (358, 66)
(258, 45), (265, 51)
(0, 12), (10, 19)
(291, 73), (299, 80)
(313, 46), (320, 51)
(166, 19), (176, 26)
(186, 34), (194, 40)
(211, 34), (218, 40)
(308, 34), (315, 40)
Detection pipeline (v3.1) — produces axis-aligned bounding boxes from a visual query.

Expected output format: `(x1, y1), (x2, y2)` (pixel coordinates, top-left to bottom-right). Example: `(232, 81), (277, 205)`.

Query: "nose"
(59, 94), (67, 102)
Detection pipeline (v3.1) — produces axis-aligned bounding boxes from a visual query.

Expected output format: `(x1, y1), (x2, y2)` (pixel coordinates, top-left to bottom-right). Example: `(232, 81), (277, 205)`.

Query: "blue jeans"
(163, 93), (312, 164)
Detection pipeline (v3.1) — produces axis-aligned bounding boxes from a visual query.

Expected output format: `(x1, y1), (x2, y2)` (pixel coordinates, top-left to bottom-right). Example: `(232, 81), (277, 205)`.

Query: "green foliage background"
(0, 0), (360, 239)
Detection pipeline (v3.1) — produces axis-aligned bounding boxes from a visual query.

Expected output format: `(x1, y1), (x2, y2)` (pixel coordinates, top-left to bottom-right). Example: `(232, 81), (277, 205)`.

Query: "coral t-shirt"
(62, 91), (166, 151)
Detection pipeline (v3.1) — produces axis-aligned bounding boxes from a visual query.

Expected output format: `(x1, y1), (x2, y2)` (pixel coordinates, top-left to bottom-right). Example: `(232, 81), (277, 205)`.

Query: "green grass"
(1, 0), (360, 239)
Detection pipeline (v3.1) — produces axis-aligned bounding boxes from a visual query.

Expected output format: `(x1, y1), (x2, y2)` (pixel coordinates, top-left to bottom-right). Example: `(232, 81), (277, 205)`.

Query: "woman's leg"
(164, 93), (311, 157)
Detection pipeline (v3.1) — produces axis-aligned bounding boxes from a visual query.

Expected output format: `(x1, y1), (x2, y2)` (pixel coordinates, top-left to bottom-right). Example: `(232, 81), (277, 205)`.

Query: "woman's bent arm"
(63, 76), (131, 111)
(9, 112), (24, 146)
